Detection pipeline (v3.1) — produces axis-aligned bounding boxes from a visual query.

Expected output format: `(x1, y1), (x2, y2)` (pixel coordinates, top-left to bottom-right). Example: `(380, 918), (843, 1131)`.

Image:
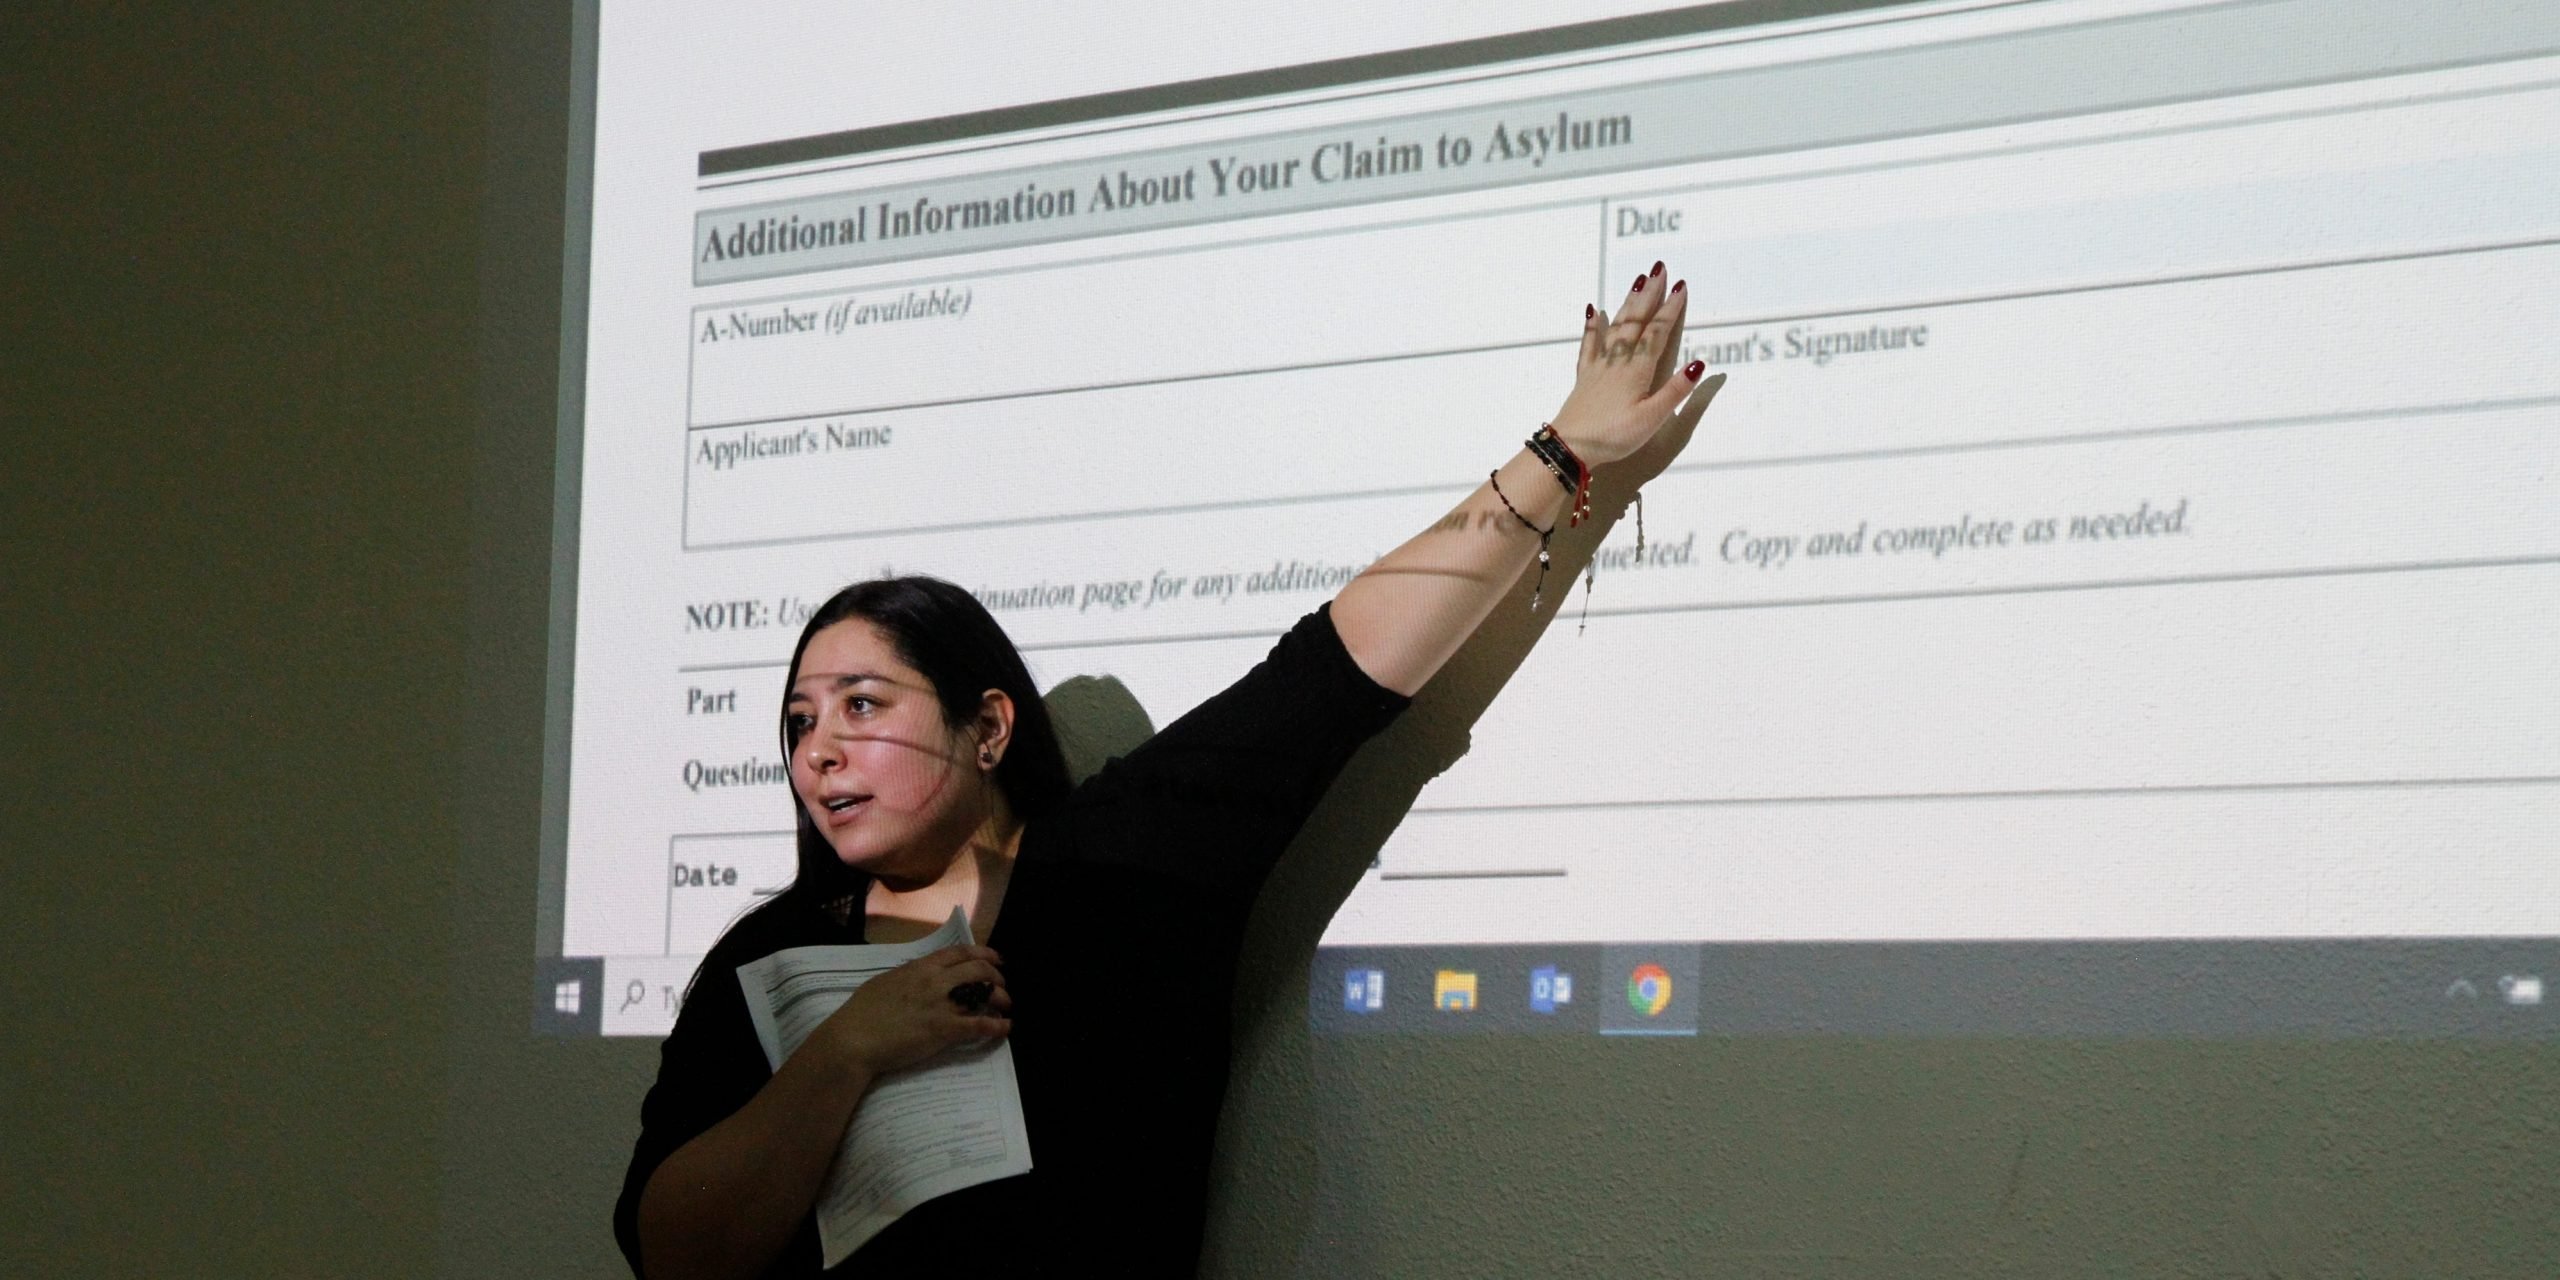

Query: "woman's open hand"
(814, 943), (1011, 1078)
(1547, 261), (1718, 467)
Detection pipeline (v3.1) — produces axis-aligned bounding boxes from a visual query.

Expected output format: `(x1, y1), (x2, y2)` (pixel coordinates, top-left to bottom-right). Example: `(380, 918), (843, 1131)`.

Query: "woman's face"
(785, 619), (992, 888)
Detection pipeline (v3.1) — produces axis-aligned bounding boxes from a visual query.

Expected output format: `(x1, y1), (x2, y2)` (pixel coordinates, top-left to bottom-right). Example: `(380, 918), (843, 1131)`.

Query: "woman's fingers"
(1640, 357), (1719, 424)
(1552, 262), (1712, 465)
(1592, 261), (1672, 394)
(944, 974), (1012, 1041)
(1608, 271), (1644, 329)
(941, 958), (1006, 991)
(1610, 260), (1666, 331)
(945, 984), (1011, 1020)
(951, 1014), (1012, 1041)
(1642, 280), (1690, 390)
(947, 988), (1013, 1029)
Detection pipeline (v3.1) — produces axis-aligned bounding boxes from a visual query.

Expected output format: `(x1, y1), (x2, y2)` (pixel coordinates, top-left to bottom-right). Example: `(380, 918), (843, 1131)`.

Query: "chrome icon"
(1626, 963), (1674, 1017)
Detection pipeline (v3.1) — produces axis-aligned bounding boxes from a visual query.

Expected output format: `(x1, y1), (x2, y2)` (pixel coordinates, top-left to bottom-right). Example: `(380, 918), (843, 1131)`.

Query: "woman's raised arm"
(1332, 264), (1724, 696)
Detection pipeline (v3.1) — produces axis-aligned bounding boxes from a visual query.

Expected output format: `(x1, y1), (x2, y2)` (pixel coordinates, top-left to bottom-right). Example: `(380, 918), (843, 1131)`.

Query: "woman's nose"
(803, 737), (838, 772)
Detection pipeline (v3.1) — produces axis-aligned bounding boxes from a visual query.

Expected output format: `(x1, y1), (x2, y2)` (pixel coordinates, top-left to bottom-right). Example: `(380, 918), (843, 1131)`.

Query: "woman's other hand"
(815, 944), (1011, 1077)
(635, 943), (1006, 1280)
(1548, 261), (1716, 466)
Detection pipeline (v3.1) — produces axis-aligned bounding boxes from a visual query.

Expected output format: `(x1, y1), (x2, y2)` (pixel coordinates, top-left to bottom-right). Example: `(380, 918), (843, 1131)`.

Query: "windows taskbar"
(1309, 939), (2560, 1038)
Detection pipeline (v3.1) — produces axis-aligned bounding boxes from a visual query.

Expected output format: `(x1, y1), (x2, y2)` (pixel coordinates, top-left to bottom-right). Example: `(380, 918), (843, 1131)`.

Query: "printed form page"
(551, 0), (2560, 1037)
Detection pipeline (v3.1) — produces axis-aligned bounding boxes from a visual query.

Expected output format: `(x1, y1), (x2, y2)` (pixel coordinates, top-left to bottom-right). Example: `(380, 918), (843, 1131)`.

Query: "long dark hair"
(746, 576), (1073, 940)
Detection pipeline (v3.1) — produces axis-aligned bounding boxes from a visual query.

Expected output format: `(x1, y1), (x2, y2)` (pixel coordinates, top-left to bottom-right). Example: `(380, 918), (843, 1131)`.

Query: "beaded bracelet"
(1506, 428), (1651, 629)
(1487, 468), (1555, 612)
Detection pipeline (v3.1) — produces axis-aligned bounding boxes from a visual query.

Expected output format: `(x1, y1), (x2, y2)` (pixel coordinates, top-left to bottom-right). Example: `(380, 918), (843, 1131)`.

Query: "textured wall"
(8, 4), (479, 1276)
(1205, 569), (2560, 1278)
(14, 3), (2560, 1278)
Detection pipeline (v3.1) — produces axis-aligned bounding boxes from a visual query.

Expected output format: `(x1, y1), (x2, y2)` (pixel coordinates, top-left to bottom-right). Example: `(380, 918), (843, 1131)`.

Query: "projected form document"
(548, 0), (2560, 1037)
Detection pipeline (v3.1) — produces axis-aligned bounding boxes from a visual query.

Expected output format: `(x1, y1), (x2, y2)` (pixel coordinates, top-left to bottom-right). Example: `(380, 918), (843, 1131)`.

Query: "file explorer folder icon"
(1434, 970), (1478, 1012)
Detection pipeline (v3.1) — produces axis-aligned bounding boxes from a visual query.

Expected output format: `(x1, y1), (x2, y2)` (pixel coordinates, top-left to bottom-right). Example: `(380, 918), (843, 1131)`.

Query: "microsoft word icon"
(1343, 969), (1385, 1014)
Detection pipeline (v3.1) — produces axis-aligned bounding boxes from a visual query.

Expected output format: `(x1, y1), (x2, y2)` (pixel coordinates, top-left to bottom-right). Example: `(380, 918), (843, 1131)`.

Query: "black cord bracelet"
(1488, 468), (1555, 612)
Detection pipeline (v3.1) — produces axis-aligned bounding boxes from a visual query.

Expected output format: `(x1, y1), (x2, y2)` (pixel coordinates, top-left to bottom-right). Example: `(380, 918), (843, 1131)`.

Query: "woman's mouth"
(820, 795), (872, 826)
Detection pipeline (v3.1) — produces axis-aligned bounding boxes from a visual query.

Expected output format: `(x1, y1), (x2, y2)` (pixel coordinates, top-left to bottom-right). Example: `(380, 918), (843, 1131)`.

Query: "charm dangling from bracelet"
(1488, 468), (1554, 612)
(1577, 492), (1646, 635)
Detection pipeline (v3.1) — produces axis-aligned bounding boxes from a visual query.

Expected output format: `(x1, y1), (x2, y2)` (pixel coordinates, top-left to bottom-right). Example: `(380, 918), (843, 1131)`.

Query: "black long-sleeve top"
(616, 605), (1409, 1278)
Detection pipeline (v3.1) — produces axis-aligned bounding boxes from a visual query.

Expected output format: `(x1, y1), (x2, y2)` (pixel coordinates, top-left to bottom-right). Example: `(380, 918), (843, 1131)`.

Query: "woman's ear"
(974, 689), (1016, 767)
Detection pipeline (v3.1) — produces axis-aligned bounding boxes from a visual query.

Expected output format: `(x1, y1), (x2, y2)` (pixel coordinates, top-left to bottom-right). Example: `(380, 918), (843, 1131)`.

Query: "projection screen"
(534, 0), (2560, 1039)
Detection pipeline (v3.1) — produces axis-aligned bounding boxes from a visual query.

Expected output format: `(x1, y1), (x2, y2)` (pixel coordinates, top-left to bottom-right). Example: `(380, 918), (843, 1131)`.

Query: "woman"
(617, 266), (1719, 1278)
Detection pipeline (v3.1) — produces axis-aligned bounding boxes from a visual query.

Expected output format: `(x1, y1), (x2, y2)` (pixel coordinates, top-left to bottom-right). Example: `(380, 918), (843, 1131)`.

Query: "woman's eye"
(845, 695), (876, 715)
(784, 712), (814, 734)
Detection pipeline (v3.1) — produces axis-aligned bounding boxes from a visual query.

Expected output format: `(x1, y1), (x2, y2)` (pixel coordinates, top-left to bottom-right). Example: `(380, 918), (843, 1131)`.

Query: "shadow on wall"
(1045, 673), (1160, 785)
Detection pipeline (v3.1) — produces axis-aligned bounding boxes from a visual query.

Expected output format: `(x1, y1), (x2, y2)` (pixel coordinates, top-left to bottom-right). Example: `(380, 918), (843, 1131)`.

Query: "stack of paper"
(735, 909), (1032, 1264)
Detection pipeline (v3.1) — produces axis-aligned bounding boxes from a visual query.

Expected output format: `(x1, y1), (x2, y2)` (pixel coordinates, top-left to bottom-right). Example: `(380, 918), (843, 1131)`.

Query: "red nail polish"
(1671, 279), (1685, 294)
(1650, 260), (1665, 276)
(1631, 274), (1647, 293)
(1685, 359), (1706, 380)
(1586, 303), (1596, 320)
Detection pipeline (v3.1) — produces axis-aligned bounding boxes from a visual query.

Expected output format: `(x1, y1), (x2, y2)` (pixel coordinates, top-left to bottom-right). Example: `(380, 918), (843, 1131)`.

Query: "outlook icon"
(1530, 965), (1574, 1014)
